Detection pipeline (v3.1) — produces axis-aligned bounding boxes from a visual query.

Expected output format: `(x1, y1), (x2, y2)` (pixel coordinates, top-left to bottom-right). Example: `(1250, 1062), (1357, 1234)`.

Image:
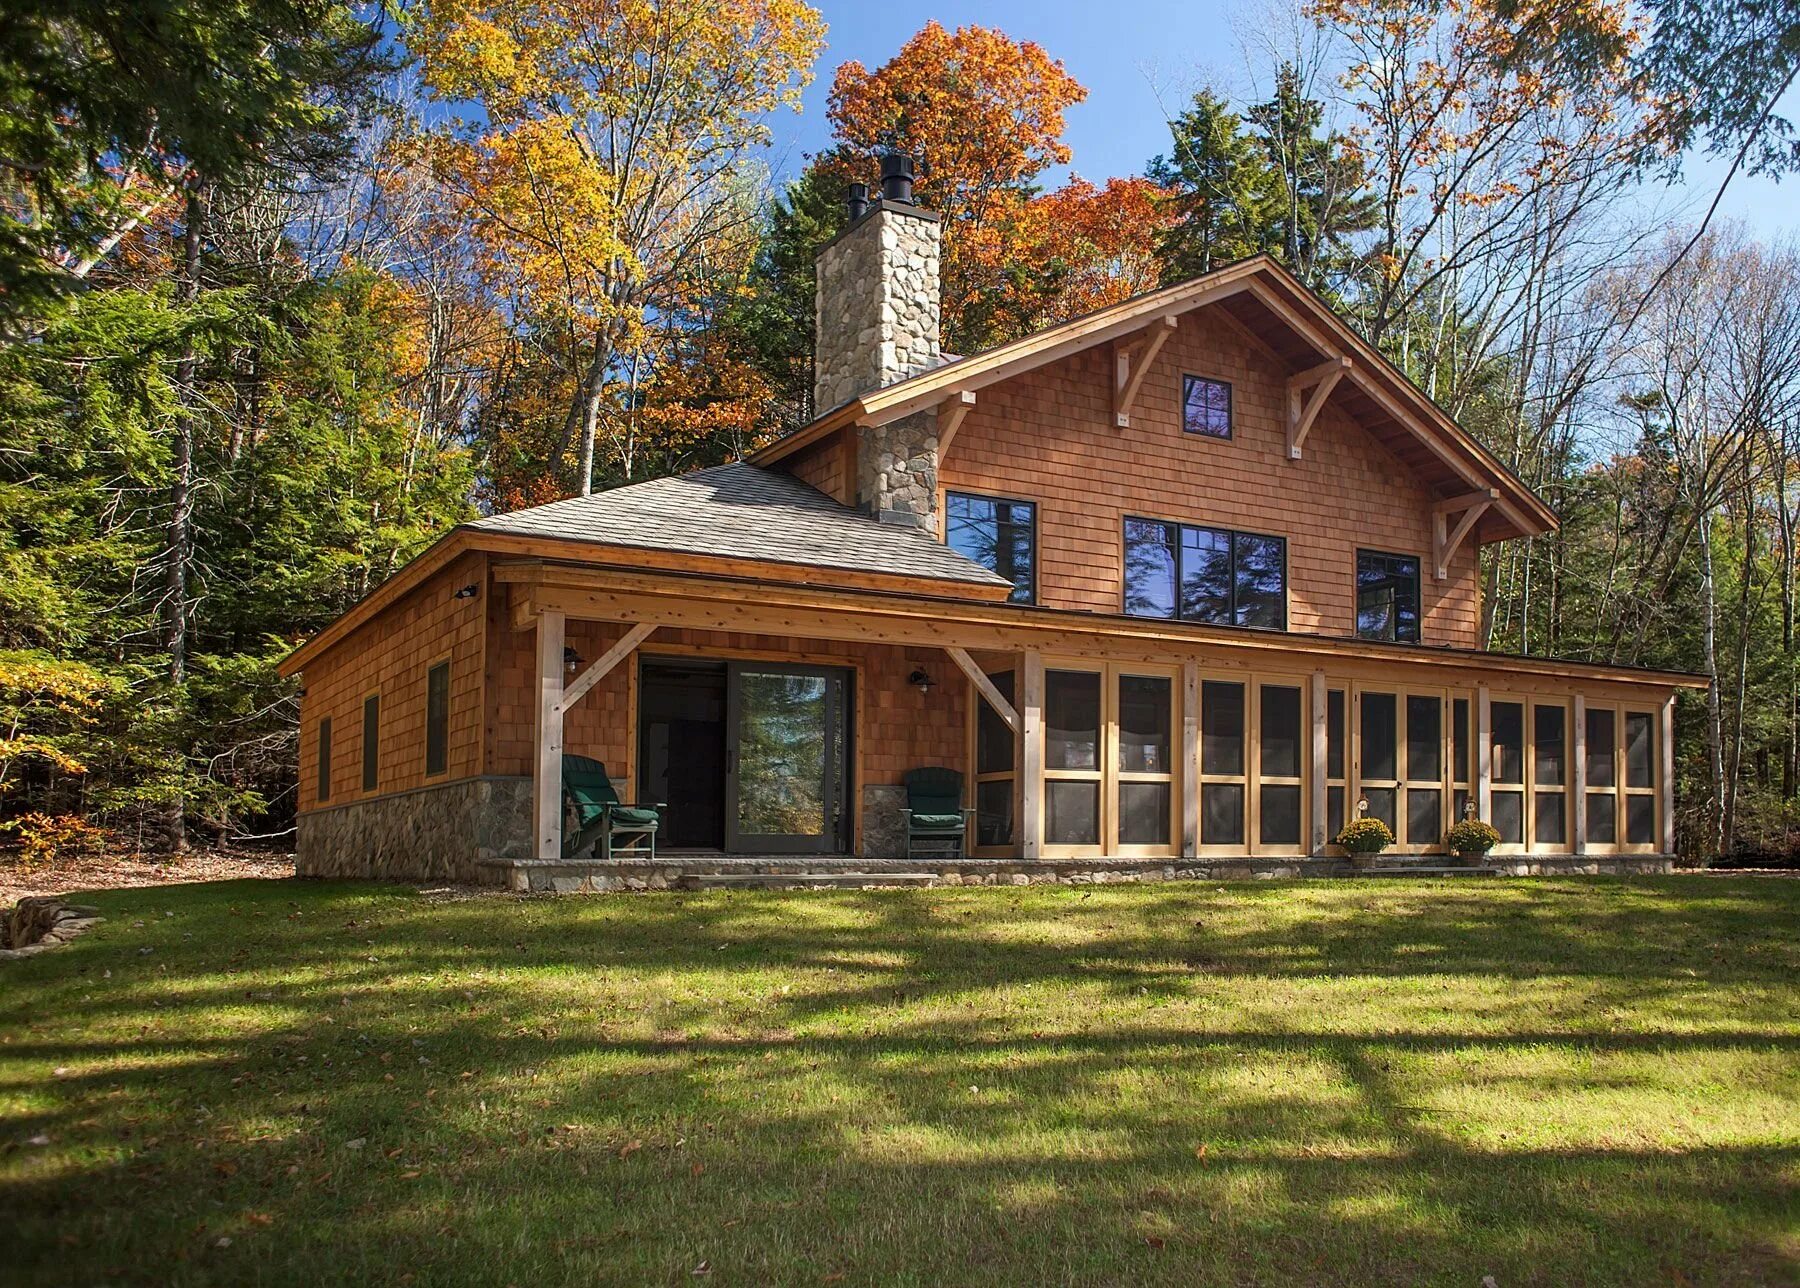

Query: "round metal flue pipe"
(879, 153), (915, 205)
(845, 182), (870, 221)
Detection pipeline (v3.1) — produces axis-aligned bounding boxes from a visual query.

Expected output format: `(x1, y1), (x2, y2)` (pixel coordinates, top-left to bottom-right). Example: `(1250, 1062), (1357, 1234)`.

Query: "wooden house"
(277, 159), (1702, 889)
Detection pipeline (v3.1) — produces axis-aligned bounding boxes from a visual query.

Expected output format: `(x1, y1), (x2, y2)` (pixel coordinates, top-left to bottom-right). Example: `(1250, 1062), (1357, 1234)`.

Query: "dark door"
(638, 660), (727, 849)
(725, 663), (851, 854)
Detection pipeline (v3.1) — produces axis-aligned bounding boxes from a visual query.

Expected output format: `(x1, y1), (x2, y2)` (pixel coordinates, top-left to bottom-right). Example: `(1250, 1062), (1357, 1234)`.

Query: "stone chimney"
(814, 154), (942, 527)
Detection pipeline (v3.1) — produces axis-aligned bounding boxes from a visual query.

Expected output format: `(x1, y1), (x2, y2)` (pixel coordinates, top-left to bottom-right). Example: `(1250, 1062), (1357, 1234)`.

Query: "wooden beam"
(1113, 315), (1179, 428)
(1020, 650), (1045, 859)
(1572, 694), (1587, 856)
(1660, 696), (1676, 855)
(1433, 488), (1500, 516)
(1310, 670), (1328, 854)
(936, 390), (977, 460)
(558, 622), (655, 715)
(1182, 662), (1200, 859)
(1476, 684), (1492, 823)
(944, 645), (1018, 734)
(1285, 356), (1349, 460)
(533, 610), (566, 861)
(1433, 497), (1493, 580)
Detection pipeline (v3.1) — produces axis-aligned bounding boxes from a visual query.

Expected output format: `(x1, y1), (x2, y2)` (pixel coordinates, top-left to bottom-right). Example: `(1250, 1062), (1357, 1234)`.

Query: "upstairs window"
(1182, 374), (1232, 439)
(1124, 517), (1287, 630)
(947, 491), (1036, 604)
(1356, 550), (1421, 642)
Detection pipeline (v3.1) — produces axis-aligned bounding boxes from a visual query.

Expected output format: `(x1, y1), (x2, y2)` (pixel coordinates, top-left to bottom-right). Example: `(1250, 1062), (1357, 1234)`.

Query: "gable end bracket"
(1432, 489), (1497, 580)
(936, 390), (977, 462)
(1113, 315), (1179, 429)
(1286, 355), (1351, 460)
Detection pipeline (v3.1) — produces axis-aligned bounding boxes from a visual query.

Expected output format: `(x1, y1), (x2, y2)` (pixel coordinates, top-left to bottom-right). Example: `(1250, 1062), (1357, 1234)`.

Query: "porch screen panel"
(1585, 707), (1617, 845)
(1046, 670), (1102, 847)
(1118, 674), (1174, 847)
(1258, 684), (1304, 847)
(1624, 711), (1657, 845)
(1490, 700), (1526, 844)
(1452, 697), (1471, 825)
(1201, 680), (1246, 846)
(1533, 704), (1567, 847)
(1358, 691), (1399, 832)
(974, 669), (1016, 848)
(1405, 694), (1443, 847)
(1326, 689), (1346, 841)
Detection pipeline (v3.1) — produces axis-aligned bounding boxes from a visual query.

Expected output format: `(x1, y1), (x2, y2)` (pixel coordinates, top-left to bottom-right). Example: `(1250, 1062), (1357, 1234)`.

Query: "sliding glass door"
(725, 664), (851, 854)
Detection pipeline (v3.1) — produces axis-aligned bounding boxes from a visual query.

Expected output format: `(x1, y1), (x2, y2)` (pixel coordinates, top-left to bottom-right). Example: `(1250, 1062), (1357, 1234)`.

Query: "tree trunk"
(161, 184), (206, 854)
(1699, 509), (1727, 858)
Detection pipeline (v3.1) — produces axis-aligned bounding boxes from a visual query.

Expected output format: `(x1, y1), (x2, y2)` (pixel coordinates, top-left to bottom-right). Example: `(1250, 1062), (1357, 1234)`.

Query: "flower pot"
(1457, 849), (1489, 867)
(1349, 850), (1381, 870)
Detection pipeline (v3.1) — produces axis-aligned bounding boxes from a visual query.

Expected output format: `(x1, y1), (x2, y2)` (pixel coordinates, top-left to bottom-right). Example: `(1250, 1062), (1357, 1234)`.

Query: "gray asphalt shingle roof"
(469, 462), (1010, 588)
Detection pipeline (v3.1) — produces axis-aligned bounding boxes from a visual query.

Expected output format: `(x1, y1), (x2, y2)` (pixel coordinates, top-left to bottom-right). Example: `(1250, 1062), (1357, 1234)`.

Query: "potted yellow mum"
(1335, 814), (1395, 870)
(1446, 817), (1501, 866)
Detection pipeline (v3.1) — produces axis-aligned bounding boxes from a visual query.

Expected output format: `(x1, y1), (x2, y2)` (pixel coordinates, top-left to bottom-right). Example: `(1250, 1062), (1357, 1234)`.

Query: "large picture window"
(947, 492), (1036, 604)
(1356, 550), (1422, 642)
(1182, 374), (1232, 438)
(1124, 517), (1287, 631)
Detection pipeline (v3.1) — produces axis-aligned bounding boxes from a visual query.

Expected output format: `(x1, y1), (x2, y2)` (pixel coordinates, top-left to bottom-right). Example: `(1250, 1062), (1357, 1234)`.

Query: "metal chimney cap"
(845, 182), (870, 221)
(879, 153), (916, 204)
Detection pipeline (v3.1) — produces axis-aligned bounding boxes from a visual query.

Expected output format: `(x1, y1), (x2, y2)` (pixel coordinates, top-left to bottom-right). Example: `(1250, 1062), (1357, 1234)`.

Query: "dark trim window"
(1124, 517), (1287, 630)
(1182, 374), (1232, 438)
(947, 491), (1036, 604)
(362, 694), (380, 793)
(425, 662), (451, 777)
(1356, 550), (1422, 643)
(317, 717), (332, 803)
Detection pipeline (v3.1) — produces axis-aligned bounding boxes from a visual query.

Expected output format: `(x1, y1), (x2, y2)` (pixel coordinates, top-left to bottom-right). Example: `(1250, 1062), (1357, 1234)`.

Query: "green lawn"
(3, 878), (1797, 1286)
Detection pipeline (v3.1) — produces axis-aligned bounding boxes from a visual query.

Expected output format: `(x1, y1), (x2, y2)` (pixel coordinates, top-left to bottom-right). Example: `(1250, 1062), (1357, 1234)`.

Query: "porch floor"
(476, 851), (1673, 893)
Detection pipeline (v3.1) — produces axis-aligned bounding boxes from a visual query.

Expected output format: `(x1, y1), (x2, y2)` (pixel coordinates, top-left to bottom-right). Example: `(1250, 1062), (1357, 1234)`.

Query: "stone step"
(1351, 864), (1497, 877)
(684, 872), (939, 890)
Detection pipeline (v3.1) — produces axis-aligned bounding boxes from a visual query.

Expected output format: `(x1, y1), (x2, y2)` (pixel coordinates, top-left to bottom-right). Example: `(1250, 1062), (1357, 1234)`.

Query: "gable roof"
(469, 462), (1010, 589)
(751, 254), (1556, 544)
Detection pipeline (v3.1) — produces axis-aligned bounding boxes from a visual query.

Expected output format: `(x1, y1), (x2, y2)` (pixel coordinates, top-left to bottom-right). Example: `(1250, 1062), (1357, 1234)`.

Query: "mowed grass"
(2, 879), (1798, 1286)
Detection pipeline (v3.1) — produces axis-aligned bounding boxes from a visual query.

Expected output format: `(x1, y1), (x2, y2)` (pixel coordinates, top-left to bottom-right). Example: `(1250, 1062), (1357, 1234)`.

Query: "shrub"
(0, 811), (106, 870)
(1447, 818), (1502, 854)
(1335, 816), (1394, 854)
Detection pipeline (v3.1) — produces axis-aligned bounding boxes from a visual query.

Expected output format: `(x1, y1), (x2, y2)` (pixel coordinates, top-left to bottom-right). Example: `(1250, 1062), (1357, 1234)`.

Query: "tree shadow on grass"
(2, 877), (1797, 1285)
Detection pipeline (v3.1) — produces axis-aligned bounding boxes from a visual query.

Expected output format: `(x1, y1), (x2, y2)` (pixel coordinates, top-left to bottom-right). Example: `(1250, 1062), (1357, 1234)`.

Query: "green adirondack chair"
(900, 766), (976, 859)
(561, 755), (662, 861)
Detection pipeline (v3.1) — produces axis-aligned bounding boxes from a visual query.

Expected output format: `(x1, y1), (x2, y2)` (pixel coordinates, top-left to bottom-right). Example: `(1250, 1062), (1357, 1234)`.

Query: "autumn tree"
(828, 21), (1168, 351)
(411, 0), (825, 494)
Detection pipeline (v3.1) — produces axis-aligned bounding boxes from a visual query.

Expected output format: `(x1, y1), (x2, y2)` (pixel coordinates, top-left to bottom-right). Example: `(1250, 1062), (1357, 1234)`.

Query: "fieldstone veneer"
(297, 776), (531, 884)
(814, 201), (943, 528)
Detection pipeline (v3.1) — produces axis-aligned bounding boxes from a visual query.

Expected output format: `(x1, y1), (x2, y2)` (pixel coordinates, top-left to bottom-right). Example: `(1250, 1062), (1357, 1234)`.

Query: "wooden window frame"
(1032, 659), (1182, 859)
(1530, 699), (1571, 852)
(1122, 515), (1290, 633)
(966, 660), (1020, 858)
(1621, 707), (1660, 853)
(317, 716), (333, 805)
(361, 691), (380, 794)
(1354, 549), (1424, 644)
(1250, 675), (1311, 856)
(1196, 675), (1251, 856)
(1181, 372), (1234, 440)
(1350, 683), (1451, 855)
(944, 489), (1038, 605)
(1486, 692), (1530, 854)
(425, 657), (452, 779)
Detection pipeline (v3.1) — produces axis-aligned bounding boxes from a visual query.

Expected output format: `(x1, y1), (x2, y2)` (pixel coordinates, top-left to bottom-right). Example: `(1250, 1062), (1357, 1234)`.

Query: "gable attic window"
(1124, 517), (1287, 630)
(1356, 550), (1422, 643)
(946, 491), (1036, 604)
(1182, 374), (1232, 438)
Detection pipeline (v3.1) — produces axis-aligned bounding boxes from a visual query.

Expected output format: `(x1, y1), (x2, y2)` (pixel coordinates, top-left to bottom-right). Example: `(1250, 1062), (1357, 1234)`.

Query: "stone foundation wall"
(297, 775), (531, 884)
(860, 784), (909, 859)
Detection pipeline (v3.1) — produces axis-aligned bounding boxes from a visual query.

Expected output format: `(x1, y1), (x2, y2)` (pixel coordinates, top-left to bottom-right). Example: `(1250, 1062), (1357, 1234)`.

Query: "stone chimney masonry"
(813, 155), (942, 528)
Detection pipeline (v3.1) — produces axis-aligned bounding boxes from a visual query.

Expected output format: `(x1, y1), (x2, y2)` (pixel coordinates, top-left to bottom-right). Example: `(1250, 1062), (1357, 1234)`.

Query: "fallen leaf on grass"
(246, 1212), (273, 1227)
(619, 1139), (643, 1159)
(691, 1262), (711, 1277)
(1144, 1236), (1166, 1250)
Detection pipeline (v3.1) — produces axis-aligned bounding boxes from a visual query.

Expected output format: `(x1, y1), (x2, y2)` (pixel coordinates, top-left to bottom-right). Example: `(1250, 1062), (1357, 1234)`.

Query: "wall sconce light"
(563, 646), (583, 676)
(453, 584), (479, 600)
(908, 667), (934, 695)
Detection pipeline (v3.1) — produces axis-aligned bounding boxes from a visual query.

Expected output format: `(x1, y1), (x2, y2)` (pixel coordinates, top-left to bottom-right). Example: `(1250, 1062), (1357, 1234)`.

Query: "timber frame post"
(1181, 662), (1200, 859)
(1309, 669), (1329, 854)
(1113, 315), (1179, 429)
(1432, 489), (1497, 580)
(533, 609), (566, 860)
(1286, 355), (1350, 459)
(1020, 650), (1045, 859)
(1476, 684), (1492, 823)
(1571, 695), (1587, 855)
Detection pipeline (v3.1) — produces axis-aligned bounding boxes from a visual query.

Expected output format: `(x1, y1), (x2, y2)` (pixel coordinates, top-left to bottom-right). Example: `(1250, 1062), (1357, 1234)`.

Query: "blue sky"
(767, 0), (1795, 239)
